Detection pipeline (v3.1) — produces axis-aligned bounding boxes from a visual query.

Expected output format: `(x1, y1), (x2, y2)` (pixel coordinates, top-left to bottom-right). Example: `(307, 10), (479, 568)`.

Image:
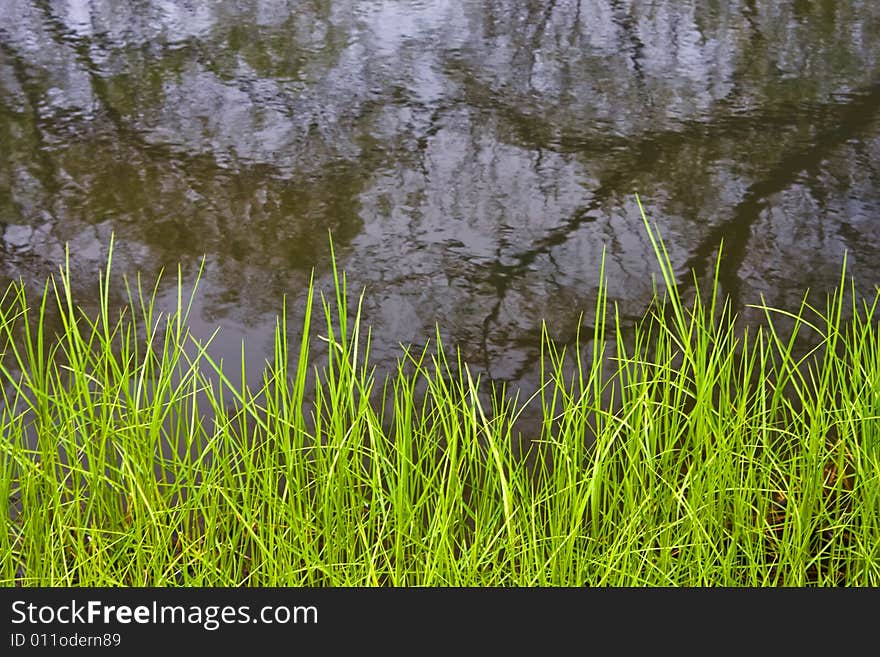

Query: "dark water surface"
(1, 0), (879, 392)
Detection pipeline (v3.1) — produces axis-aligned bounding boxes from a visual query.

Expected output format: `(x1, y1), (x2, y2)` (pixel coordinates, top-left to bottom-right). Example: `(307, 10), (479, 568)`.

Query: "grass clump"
(1, 204), (879, 586)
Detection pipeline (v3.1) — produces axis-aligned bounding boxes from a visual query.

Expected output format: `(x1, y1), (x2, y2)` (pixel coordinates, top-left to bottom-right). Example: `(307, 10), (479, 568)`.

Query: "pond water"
(1, 0), (879, 393)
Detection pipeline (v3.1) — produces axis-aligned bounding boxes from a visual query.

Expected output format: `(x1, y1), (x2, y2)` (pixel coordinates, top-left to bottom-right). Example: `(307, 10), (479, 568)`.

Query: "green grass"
(2, 202), (879, 586)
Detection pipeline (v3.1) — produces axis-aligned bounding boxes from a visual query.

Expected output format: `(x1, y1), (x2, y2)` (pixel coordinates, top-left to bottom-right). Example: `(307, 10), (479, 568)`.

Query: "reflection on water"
(1, 0), (879, 392)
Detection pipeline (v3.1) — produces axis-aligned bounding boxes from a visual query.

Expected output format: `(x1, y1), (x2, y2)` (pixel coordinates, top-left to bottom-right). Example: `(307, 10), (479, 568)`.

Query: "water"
(1, 0), (879, 393)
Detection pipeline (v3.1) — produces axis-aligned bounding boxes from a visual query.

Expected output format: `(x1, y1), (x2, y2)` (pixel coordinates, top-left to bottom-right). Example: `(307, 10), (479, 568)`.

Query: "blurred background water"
(1, 0), (878, 395)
